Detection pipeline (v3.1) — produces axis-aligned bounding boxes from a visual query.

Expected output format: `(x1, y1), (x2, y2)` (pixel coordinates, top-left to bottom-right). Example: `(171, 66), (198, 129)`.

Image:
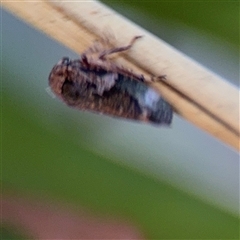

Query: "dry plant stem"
(2, 0), (239, 151)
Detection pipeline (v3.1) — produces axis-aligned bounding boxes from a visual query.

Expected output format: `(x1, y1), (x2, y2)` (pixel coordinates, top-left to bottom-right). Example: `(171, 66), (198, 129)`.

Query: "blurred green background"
(2, 1), (239, 239)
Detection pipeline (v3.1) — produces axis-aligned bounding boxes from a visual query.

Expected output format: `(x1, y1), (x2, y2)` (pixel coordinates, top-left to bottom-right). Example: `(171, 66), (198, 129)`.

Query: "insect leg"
(99, 36), (142, 60)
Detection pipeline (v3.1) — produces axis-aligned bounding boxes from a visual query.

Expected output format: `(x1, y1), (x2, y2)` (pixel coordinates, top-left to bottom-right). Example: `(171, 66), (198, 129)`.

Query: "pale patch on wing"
(143, 88), (160, 110)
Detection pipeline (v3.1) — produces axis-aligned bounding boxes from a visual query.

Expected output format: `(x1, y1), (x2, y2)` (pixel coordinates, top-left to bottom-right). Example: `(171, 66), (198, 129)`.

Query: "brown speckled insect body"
(48, 37), (173, 125)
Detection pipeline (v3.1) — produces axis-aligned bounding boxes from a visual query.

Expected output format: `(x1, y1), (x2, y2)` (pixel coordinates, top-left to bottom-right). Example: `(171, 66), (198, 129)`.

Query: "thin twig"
(2, 0), (239, 150)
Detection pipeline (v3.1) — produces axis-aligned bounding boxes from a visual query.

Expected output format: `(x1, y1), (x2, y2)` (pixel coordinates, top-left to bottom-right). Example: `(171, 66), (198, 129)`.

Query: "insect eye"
(60, 57), (70, 66)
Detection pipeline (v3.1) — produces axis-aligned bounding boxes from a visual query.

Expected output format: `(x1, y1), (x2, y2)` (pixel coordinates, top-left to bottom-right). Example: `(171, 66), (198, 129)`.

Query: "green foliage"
(2, 90), (239, 239)
(102, 1), (239, 47)
(1, 224), (29, 240)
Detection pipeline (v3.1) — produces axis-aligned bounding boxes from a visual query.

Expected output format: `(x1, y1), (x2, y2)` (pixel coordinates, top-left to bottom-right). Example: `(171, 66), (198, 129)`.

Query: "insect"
(48, 36), (173, 125)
